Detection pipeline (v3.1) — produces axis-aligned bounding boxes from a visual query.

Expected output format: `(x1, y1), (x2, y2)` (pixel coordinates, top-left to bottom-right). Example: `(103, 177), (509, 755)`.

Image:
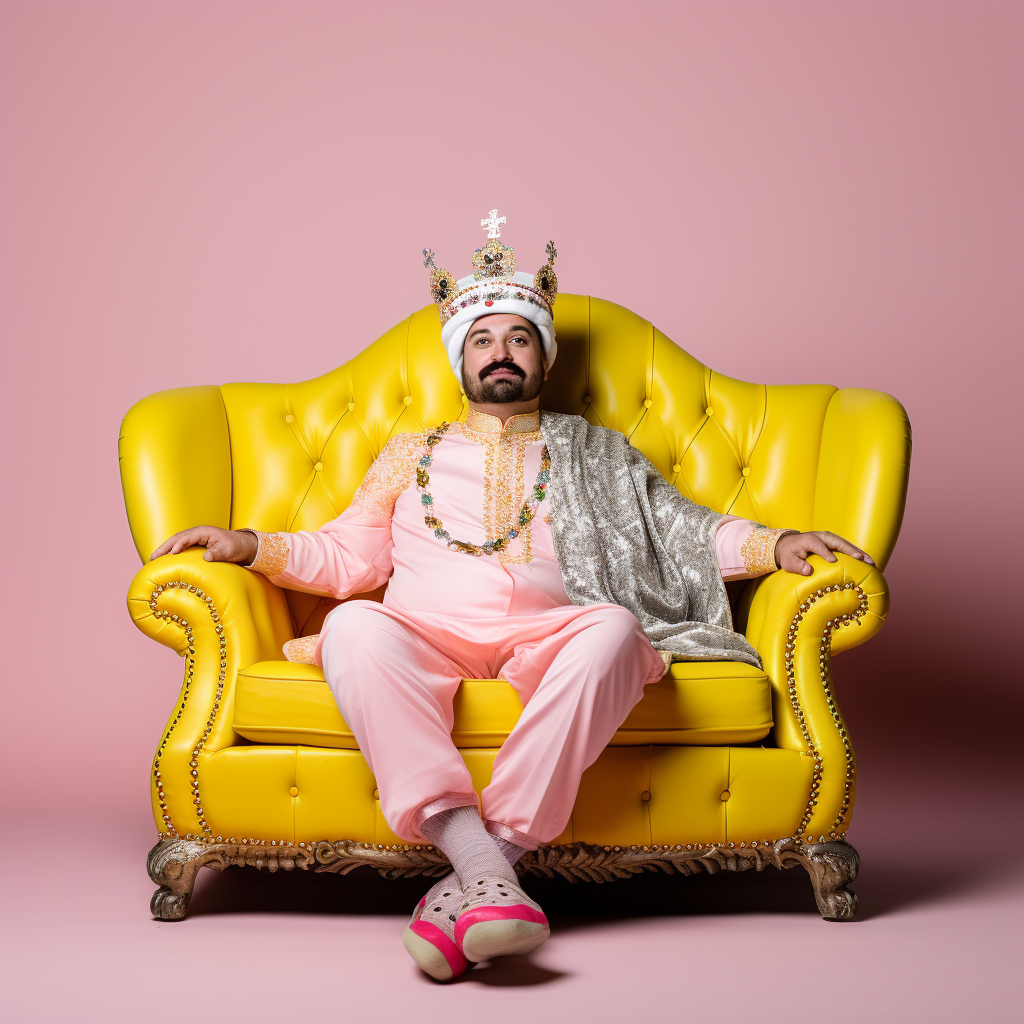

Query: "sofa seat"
(232, 659), (773, 749)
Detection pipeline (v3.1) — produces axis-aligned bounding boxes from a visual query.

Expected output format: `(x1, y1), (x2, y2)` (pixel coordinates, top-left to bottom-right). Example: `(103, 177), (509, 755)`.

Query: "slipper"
(454, 873), (550, 962)
(402, 877), (471, 982)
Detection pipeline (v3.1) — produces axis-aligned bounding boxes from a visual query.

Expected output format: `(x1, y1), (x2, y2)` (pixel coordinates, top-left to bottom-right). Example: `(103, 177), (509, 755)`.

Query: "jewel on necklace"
(416, 421), (551, 557)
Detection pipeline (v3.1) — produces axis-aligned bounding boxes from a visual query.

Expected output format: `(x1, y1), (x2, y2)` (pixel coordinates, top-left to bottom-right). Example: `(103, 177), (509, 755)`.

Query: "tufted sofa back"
(121, 294), (911, 637)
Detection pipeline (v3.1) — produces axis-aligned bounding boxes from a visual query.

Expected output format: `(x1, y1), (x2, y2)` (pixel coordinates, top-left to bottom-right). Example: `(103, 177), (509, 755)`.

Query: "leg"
(321, 602), (477, 842)
(801, 840), (860, 920)
(442, 606), (659, 963)
(483, 604), (665, 846)
(323, 604), (486, 979)
(147, 836), (216, 920)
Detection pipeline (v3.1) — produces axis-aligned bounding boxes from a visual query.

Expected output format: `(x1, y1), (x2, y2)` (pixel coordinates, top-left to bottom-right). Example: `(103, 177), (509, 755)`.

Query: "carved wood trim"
(147, 836), (859, 921)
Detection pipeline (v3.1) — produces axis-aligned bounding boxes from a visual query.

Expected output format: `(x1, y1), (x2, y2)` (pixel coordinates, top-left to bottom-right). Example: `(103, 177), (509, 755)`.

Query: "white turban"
(440, 271), (557, 381)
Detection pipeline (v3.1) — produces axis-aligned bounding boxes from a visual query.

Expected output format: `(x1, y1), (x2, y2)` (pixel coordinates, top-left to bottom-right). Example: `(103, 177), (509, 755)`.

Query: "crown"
(423, 210), (558, 326)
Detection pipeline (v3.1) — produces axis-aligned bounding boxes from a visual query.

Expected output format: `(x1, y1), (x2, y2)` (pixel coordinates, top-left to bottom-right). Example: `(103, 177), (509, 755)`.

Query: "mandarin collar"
(464, 407), (541, 437)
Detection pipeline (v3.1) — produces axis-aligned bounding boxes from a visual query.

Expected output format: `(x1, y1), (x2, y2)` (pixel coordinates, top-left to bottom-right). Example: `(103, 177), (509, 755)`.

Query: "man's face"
(461, 313), (545, 404)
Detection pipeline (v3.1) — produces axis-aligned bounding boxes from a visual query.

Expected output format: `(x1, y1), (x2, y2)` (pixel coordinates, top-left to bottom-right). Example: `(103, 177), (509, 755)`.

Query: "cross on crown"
(481, 209), (506, 239)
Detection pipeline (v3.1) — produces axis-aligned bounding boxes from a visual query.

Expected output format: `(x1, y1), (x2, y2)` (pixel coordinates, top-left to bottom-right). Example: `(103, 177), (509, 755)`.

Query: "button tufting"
(314, 462), (323, 472)
(706, 407), (714, 417)
(644, 398), (652, 408)
(719, 790), (731, 801)
(672, 463), (681, 473)
(289, 786), (299, 797)
(285, 414), (294, 423)
(741, 467), (750, 477)
(348, 402), (355, 411)
(641, 790), (652, 802)
(403, 396), (412, 405)
(372, 788), (379, 799)
(583, 394), (592, 403)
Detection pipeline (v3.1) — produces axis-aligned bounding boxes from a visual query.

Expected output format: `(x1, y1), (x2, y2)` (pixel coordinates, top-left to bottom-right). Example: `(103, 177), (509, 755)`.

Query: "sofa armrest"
(812, 387), (911, 572)
(119, 385), (233, 563)
(742, 551), (889, 842)
(127, 547), (294, 838)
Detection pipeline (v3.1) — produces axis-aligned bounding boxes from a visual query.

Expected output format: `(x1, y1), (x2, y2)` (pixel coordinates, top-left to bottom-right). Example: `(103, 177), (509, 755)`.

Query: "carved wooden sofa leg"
(147, 837), (223, 920)
(799, 840), (860, 920)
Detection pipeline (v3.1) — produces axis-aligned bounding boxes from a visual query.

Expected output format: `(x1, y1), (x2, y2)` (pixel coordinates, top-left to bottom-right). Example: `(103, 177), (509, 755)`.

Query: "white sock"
(420, 806), (518, 887)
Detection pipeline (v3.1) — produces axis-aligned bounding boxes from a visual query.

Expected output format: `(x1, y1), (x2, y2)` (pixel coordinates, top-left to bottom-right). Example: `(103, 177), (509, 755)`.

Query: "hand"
(149, 526), (258, 565)
(774, 531), (875, 576)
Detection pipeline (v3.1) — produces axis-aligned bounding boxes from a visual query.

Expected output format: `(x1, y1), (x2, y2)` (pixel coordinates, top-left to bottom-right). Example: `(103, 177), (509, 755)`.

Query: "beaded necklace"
(417, 421), (551, 556)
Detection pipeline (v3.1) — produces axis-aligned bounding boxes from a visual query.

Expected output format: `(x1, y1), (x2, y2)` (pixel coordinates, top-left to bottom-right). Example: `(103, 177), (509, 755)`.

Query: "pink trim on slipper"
(455, 904), (549, 947)
(409, 920), (469, 976)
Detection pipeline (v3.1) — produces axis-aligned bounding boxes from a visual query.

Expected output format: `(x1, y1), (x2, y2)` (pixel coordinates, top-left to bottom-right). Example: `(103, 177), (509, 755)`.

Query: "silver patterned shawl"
(539, 410), (762, 669)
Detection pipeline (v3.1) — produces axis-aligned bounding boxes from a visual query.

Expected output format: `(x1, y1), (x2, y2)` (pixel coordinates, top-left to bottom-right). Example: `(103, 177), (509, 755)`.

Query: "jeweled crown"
(423, 210), (558, 326)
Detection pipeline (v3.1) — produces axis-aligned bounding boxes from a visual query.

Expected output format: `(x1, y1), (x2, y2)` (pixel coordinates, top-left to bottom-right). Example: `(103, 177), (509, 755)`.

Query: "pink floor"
(5, 771), (1020, 1024)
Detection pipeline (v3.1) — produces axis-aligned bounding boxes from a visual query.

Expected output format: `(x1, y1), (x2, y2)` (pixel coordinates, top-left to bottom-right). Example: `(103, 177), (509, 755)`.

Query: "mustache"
(479, 360), (526, 381)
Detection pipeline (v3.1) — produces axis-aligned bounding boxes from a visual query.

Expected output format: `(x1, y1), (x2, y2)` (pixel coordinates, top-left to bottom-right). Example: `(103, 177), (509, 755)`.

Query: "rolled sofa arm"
(743, 551), (889, 843)
(127, 547), (294, 839)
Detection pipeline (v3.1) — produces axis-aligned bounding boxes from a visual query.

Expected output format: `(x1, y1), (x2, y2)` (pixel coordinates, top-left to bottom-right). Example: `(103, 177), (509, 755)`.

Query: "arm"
(715, 516), (794, 580)
(150, 433), (421, 601)
(236, 501), (395, 599)
(716, 516), (875, 581)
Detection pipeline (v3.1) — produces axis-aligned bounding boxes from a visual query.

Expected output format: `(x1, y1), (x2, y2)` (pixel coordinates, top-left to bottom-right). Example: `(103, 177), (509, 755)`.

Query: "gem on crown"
(534, 241), (558, 304)
(472, 237), (516, 280)
(472, 208), (515, 280)
(423, 210), (558, 325)
(423, 248), (457, 306)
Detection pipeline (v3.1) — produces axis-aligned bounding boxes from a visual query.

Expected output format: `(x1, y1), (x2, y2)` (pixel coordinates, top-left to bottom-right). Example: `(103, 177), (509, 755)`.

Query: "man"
(152, 213), (872, 981)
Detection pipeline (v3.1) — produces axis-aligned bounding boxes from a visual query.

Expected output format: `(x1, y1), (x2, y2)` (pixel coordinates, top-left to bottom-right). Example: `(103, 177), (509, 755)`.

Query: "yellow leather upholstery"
(122, 294), (911, 849)
(233, 660), (773, 749)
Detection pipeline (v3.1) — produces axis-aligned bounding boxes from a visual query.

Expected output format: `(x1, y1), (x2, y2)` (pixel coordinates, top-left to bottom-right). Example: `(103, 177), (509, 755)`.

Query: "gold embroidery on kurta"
(740, 525), (794, 576)
(239, 529), (290, 576)
(350, 432), (424, 524)
(283, 634), (320, 664)
(462, 409), (543, 565)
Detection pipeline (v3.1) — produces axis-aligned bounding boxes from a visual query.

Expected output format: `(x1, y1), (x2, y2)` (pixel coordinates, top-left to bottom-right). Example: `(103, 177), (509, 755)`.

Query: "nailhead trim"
(149, 581), (227, 839)
(784, 582), (868, 841)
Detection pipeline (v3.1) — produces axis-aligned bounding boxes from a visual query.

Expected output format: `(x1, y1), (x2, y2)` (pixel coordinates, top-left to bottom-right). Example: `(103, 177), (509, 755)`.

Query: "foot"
(402, 873), (471, 982)
(455, 873), (550, 962)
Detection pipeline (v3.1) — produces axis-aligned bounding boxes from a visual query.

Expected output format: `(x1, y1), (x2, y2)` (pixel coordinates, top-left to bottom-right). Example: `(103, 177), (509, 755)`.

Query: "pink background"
(1, 2), (1020, 1020)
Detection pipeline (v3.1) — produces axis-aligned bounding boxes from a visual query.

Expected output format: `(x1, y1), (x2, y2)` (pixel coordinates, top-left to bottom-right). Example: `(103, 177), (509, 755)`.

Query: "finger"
(151, 533), (185, 560)
(839, 540), (874, 564)
(149, 540), (171, 560)
(169, 529), (205, 556)
(789, 554), (813, 576)
(806, 536), (838, 562)
(824, 534), (876, 566)
(822, 533), (858, 555)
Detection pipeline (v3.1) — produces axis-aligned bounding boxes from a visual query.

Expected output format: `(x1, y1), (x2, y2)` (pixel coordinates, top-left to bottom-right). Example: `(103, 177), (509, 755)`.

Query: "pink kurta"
(244, 409), (787, 845)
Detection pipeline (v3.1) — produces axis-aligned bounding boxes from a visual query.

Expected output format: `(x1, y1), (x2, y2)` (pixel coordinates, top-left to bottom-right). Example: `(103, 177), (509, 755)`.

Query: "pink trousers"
(319, 599), (667, 846)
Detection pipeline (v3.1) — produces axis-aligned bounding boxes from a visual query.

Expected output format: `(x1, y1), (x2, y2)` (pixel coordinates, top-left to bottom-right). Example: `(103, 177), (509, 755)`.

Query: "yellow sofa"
(121, 295), (910, 921)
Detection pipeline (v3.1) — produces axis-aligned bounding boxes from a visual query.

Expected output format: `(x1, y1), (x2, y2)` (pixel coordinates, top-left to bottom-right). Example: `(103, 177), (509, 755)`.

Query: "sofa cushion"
(233, 659), (773, 748)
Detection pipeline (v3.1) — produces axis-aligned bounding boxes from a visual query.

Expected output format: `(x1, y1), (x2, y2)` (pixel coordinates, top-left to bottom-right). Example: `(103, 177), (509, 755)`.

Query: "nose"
(491, 338), (510, 361)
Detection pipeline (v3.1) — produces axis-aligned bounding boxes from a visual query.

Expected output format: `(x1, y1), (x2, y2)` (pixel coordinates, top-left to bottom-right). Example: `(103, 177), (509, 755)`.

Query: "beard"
(462, 360), (544, 404)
